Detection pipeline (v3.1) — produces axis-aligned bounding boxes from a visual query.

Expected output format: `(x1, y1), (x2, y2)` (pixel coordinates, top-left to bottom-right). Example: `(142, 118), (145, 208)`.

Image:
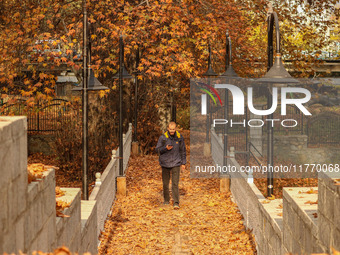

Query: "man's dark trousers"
(162, 166), (180, 204)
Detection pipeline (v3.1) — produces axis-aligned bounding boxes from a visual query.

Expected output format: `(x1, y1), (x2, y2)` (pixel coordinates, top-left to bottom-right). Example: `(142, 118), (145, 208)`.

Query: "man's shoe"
(173, 203), (180, 209)
(163, 201), (170, 205)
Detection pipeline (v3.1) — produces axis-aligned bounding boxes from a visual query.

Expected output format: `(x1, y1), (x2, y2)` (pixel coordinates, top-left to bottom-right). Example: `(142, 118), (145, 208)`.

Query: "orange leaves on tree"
(66, 49), (73, 55)
(0, 0), (338, 140)
(37, 56), (44, 63)
(44, 87), (54, 94)
(39, 73), (48, 80)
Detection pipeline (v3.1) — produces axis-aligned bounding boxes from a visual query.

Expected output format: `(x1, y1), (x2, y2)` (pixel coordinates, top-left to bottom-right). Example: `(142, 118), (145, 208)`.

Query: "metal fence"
(210, 93), (340, 153)
(261, 104), (304, 135)
(211, 100), (249, 164)
(0, 99), (27, 115)
(306, 112), (340, 146)
(0, 99), (80, 133)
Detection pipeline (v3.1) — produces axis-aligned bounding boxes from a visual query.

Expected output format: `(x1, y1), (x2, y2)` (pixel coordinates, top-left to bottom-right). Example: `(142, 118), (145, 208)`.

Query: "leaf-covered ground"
(28, 153), (95, 197)
(99, 132), (256, 255)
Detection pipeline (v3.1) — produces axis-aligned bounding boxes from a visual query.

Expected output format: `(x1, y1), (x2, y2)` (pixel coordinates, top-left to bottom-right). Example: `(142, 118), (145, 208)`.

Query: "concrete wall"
(228, 159), (339, 255)
(210, 127), (340, 254)
(89, 123), (132, 238)
(0, 117), (133, 254)
(230, 174), (268, 253)
(0, 117), (98, 254)
(227, 156), (282, 255)
(262, 134), (340, 164)
(283, 187), (326, 254)
(56, 188), (82, 252)
(25, 169), (57, 253)
(80, 200), (97, 254)
(211, 127), (268, 253)
(318, 172), (340, 253)
(0, 117), (29, 253)
(257, 198), (283, 255)
(211, 126), (223, 167)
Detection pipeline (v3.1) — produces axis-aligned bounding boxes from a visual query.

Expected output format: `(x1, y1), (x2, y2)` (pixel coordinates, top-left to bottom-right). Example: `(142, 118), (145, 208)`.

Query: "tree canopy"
(0, 0), (337, 103)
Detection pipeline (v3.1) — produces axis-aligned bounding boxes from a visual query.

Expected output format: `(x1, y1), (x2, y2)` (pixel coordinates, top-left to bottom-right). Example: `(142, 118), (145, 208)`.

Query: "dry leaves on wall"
(2, 246), (92, 255)
(56, 187), (70, 218)
(27, 163), (58, 183)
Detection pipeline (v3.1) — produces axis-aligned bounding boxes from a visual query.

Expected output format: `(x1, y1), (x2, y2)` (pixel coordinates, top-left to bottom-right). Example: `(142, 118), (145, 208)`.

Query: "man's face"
(168, 124), (176, 136)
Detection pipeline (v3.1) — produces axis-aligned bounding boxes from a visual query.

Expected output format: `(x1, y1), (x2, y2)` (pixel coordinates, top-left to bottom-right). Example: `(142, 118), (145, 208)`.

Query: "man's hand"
(181, 165), (185, 171)
(166, 144), (173, 150)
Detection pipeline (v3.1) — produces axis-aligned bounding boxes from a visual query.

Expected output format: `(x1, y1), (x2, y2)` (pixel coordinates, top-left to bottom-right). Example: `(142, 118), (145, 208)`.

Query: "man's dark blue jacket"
(155, 130), (186, 168)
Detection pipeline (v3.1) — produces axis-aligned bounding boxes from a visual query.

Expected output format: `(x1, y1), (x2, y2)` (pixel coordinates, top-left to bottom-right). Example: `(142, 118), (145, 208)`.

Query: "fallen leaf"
(56, 187), (66, 197)
(331, 247), (340, 255)
(305, 200), (318, 205)
(306, 188), (318, 194)
(267, 195), (275, 200)
(207, 201), (218, 207)
(53, 246), (71, 255)
(56, 211), (70, 218)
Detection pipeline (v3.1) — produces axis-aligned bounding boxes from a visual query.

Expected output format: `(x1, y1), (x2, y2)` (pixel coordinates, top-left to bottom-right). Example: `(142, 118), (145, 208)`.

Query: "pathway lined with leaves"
(99, 133), (256, 255)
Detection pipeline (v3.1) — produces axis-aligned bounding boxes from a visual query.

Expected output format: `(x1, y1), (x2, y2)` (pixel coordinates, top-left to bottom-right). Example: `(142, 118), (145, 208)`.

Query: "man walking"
(155, 122), (186, 209)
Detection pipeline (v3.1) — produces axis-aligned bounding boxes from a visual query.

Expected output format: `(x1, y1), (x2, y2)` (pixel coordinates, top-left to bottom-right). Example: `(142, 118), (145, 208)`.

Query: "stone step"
(283, 187), (318, 227)
(283, 187), (321, 254)
(259, 198), (284, 231)
(56, 188), (81, 252)
(80, 200), (97, 254)
(80, 201), (96, 230)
